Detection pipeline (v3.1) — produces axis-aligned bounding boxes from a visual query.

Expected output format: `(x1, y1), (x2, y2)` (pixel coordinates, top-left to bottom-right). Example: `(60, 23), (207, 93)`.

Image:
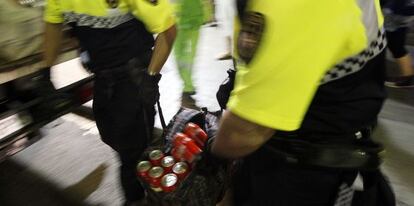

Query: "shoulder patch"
(237, 12), (265, 65)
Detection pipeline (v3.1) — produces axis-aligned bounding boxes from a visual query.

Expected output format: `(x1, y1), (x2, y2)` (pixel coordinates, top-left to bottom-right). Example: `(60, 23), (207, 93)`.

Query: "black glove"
(13, 67), (55, 96)
(139, 71), (162, 106)
(126, 58), (162, 107)
(199, 137), (232, 173)
(216, 69), (236, 110)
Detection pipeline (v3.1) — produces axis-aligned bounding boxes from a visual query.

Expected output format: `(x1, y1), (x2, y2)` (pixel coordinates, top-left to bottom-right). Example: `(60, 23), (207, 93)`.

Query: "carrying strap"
(157, 100), (167, 130)
(142, 100), (167, 146)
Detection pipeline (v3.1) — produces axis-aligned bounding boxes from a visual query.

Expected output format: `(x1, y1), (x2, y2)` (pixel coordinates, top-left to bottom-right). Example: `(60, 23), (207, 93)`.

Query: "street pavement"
(2, 4), (414, 206)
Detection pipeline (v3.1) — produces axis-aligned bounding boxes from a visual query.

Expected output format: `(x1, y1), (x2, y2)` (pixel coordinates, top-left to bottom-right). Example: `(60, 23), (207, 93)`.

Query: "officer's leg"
(93, 77), (155, 203)
(118, 104), (155, 203)
(117, 149), (146, 202)
(174, 27), (196, 93)
(188, 26), (201, 72)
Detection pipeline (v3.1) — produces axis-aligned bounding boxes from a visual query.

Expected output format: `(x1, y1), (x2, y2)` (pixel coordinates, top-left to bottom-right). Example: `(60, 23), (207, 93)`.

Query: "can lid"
(149, 166), (164, 178)
(161, 173), (178, 187)
(172, 162), (189, 174)
(161, 156), (175, 167)
(149, 150), (164, 160)
(137, 161), (152, 172)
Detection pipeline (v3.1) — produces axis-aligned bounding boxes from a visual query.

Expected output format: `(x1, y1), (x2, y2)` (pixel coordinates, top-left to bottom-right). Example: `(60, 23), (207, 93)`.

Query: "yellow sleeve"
(227, 0), (367, 131)
(375, 0), (384, 27)
(44, 0), (64, 23)
(130, 0), (176, 33)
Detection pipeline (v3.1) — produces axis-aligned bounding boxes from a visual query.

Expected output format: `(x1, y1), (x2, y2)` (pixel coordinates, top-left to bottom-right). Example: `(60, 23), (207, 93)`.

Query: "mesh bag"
(139, 108), (232, 206)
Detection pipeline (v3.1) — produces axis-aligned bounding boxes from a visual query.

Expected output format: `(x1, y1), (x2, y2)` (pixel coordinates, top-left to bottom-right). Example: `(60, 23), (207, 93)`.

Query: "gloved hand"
(14, 67), (55, 96)
(199, 137), (232, 174)
(139, 71), (162, 107)
(126, 58), (162, 107)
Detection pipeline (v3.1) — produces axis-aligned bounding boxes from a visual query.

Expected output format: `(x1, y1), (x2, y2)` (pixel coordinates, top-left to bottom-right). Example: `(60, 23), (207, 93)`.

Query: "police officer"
(212, 0), (392, 205)
(43, 0), (176, 205)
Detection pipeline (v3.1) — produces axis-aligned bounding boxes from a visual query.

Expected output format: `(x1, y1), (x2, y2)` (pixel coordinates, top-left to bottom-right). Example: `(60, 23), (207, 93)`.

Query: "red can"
(172, 162), (190, 179)
(161, 156), (175, 173)
(171, 146), (193, 162)
(136, 161), (152, 181)
(184, 123), (208, 148)
(149, 149), (164, 166)
(173, 133), (191, 147)
(172, 144), (199, 163)
(161, 173), (179, 192)
(185, 140), (202, 156)
(148, 166), (164, 188)
(171, 147), (184, 162)
(175, 134), (202, 155)
(184, 123), (201, 136)
(195, 128), (208, 146)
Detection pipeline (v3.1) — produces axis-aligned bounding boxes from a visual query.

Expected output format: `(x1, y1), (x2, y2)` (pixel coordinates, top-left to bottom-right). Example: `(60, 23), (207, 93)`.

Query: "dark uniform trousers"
(92, 63), (155, 202)
(233, 145), (358, 206)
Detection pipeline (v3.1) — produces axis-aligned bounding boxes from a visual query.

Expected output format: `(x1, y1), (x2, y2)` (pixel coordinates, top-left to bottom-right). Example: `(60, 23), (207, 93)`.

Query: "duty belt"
(94, 52), (152, 78)
(265, 129), (384, 171)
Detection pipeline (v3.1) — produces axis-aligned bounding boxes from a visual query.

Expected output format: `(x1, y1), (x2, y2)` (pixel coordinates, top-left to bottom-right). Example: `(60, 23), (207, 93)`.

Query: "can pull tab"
(355, 131), (363, 140)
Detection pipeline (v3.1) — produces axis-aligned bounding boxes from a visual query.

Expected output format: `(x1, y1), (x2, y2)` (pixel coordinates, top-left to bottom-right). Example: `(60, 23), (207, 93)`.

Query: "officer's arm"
(44, 23), (63, 67)
(211, 110), (275, 159)
(147, 24), (177, 74)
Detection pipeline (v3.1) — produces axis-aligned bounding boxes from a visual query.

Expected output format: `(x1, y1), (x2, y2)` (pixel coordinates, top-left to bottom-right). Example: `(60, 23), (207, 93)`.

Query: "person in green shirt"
(174, 0), (205, 109)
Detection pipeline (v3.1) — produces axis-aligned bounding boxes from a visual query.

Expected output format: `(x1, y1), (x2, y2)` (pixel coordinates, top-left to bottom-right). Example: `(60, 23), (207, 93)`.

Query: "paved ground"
(2, 3), (414, 206)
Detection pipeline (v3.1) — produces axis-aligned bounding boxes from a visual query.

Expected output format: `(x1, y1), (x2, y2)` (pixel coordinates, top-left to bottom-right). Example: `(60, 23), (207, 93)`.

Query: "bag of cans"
(137, 149), (189, 193)
(136, 108), (232, 206)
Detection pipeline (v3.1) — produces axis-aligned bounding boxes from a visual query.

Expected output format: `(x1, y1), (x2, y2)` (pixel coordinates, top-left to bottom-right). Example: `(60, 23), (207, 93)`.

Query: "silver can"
(172, 162), (189, 179)
(161, 173), (179, 192)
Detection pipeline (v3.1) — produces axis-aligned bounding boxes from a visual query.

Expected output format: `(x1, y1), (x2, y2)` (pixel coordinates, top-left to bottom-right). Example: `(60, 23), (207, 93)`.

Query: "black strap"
(157, 100), (167, 130)
(142, 100), (167, 146)
(142, 105), (152, 146)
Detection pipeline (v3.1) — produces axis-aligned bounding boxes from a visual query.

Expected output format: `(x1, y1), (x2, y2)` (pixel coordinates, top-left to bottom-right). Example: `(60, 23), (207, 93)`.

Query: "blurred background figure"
(216, 0), (236, 61)
(174, 0), (205, 109)
(203, 0), (218, 27)
(382, 0), (414, 87)
(0, 0), (59, 113)
(0, 0), (43, 64)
